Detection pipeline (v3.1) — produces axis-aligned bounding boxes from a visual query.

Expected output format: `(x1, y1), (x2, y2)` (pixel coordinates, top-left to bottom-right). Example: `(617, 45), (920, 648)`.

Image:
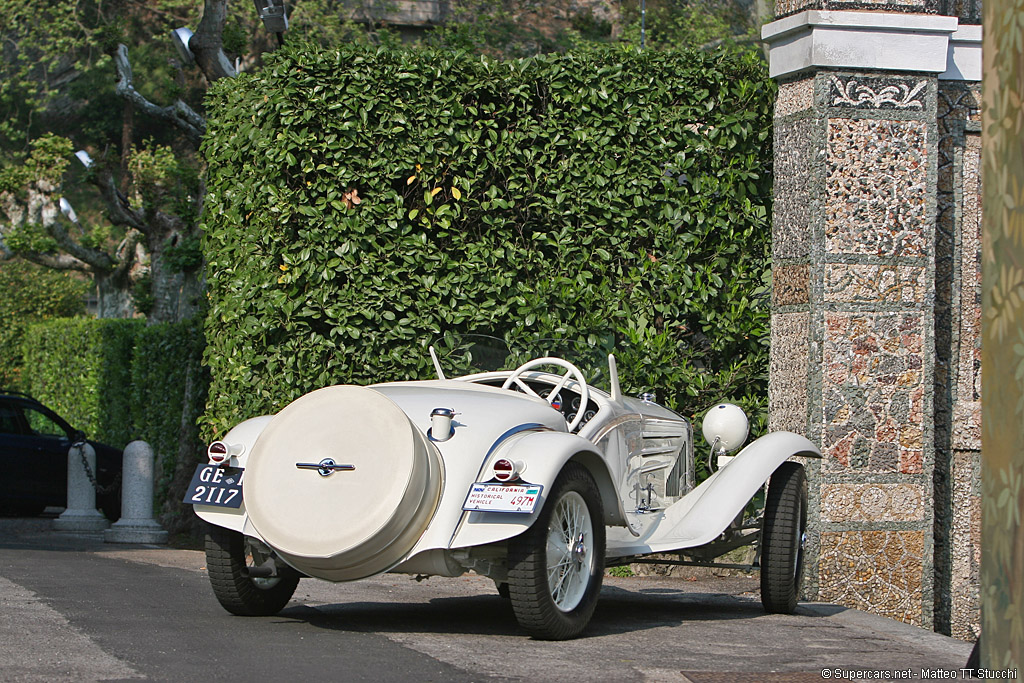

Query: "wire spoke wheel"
(508, 463), (605, 640)
(546, 491), (594, 611)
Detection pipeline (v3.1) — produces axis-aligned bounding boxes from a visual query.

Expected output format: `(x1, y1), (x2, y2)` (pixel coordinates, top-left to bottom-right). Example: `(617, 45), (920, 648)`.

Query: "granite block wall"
(934, 81), (982, 640)
(771, 0), (980, 20)
(770, 70), (940, 627)
(773, 0), (946, 19)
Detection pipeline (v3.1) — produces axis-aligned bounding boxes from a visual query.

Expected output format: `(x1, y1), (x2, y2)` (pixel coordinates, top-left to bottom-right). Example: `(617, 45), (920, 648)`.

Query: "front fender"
(636, 431), (821, 553)
(447, 430), (617, 549)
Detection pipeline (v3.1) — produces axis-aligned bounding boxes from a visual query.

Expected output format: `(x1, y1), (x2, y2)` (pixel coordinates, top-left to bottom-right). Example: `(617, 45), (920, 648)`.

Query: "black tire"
(760, 461), (807, 614)
(495, 581), (511, 600)
(205, 524), (299, 616)
(507, 462), (605, 640)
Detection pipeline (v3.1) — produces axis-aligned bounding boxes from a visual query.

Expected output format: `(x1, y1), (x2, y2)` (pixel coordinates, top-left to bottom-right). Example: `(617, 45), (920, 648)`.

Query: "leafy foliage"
(0, 261), (88, 387)
(19, 315), (207, 527)
(617, 0), (758, 50)
(130, 318), (208, 519)
(200, 44), (774, 439)
(21, 317), (142, 448)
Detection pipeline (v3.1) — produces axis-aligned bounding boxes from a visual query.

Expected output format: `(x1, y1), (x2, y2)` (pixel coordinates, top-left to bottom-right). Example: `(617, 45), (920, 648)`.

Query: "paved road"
(0, 517), (975, 682)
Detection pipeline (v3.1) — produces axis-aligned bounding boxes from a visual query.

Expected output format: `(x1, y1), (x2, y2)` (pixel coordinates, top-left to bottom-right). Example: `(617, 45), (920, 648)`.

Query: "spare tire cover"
(244, 385), (441, 581)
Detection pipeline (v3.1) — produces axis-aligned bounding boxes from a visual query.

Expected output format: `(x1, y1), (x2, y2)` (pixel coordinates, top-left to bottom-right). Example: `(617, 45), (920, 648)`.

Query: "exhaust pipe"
(242, 557), (278, 578)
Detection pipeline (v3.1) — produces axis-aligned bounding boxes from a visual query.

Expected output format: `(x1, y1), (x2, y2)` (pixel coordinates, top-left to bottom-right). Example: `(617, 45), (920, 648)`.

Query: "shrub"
(130, 318), (208, 522)
(200, 44), (774, 439)
(0, 261), (88, 388)
(21, 317), (142, 448)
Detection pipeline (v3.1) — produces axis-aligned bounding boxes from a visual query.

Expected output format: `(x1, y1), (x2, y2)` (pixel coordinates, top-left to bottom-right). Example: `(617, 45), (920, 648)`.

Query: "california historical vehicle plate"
(463, 483), (543, 513)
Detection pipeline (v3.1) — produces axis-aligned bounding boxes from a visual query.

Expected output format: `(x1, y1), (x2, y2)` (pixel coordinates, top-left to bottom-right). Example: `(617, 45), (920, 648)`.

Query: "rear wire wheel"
(205, 524), (299, 616)
(759, 461), (807, 614)
(507, 462), (605, 640)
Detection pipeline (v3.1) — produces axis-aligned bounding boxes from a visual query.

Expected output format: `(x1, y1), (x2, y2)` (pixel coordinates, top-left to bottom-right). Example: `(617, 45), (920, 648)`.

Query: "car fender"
(639, 431), (821, 552)
(447, 430), (620, 550)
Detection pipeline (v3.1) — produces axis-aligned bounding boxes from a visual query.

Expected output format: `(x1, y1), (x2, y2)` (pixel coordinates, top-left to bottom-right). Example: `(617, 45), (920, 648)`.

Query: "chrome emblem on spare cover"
(295, 458), (356, 477)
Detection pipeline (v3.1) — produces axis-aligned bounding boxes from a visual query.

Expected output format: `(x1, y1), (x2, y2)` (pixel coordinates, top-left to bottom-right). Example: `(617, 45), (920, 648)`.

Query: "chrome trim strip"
(638, 446), (680, 456)
(589, 413), (642, 444)
(295, 459), (355, 477)
(483, 423), (551, 461)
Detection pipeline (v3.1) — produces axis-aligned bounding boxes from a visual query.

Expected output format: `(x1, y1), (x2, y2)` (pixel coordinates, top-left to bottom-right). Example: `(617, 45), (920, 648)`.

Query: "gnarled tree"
(0, 0), (237, 322)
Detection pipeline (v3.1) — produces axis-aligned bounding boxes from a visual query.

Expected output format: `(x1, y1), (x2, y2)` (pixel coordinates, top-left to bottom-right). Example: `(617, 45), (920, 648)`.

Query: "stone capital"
(762, 11), (980, 81)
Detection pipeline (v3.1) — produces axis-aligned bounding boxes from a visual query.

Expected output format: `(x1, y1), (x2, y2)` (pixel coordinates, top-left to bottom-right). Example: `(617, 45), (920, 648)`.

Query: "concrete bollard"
(105, 440), (168, 544)
(54, 442), (111, 532)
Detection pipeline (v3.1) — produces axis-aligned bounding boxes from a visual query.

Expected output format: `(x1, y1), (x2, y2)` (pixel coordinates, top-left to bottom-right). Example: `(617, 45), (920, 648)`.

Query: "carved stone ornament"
(830, 76), (927, 110)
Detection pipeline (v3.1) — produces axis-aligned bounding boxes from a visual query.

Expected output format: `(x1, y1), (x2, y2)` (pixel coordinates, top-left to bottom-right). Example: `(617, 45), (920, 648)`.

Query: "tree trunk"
(144, 229), (202, 324)
(94, 270), (136, 318)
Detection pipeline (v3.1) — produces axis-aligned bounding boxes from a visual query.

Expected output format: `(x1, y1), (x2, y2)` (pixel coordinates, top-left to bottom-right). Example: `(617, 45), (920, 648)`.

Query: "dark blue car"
(0, 391), (121, 519)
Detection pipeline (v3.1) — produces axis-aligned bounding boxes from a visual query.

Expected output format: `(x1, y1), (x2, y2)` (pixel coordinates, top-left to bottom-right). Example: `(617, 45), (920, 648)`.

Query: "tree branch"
(111, 229), (145, 282)
(42, 209), (116, 272)
(1, 182), (117, 273)
(91, 163), (148, 233)
(113, 44), (206, 145)
(14, 249), (94, 273)
(190, 0), (238, 83)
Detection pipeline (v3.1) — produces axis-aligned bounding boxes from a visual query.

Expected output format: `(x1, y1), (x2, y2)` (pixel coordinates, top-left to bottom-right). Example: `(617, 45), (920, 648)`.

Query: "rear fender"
(193, 416), (273, 534)
(648, 431), (821, 550)
(448, 430), (620, 549)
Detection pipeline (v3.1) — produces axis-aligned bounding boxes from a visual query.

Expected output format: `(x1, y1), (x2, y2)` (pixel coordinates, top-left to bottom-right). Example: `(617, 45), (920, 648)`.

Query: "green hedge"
(21, 316), (207, 529)
(0, 261), (88, 389)
(130, 319), (208, 517)
(201, 44), (774, 437)
(21, 318), (143, 448)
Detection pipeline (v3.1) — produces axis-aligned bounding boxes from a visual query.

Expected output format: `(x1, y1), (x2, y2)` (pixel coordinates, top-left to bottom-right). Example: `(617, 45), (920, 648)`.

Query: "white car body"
(193, 346), (821, 639)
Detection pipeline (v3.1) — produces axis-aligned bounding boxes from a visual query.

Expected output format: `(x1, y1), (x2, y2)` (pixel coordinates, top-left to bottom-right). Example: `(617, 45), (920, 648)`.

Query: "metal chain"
(73, 441), (121, 496)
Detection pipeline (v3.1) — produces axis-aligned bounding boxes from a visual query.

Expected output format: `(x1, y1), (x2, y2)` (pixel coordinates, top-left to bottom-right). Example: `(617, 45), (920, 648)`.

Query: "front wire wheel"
(205, 524), (299, 616)
(759, 461), (807, 614)
(507, 462), (605, 640)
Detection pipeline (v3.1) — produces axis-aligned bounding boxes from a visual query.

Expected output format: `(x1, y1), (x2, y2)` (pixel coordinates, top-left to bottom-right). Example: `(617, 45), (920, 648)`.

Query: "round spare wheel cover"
(244, 385), (442, 581)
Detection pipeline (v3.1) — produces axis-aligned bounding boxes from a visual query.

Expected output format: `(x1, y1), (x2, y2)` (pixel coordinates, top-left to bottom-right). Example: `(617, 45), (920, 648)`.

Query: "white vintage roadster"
(189, 337), (821, 639)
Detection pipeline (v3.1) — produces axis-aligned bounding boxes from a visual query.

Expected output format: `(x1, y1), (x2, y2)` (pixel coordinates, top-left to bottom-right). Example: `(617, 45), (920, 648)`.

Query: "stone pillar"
(934, 23), (983, 640)
(763, 9), (982, 632)
(105, 441), (168, 544)
(54, 443), (111, 532)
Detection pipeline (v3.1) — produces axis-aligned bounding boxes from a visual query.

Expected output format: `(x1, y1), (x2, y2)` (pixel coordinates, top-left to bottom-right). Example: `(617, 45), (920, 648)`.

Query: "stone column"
(763, 9), (982, 632)
(934, 23), (983, 640)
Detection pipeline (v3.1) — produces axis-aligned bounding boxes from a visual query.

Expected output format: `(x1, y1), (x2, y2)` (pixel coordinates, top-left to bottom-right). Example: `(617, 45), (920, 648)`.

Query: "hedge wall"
(21, 317), (207, 530)
(22, 318), (142, 448)
(130, 319), (208, 522)
(0, 261), (88, 389)
(201, 44), (774, 437)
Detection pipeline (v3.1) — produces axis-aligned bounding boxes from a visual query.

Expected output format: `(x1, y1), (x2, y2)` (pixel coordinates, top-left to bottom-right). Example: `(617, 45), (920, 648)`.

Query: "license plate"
(463, 483), (543, 513)
(183, 464), (244, 508)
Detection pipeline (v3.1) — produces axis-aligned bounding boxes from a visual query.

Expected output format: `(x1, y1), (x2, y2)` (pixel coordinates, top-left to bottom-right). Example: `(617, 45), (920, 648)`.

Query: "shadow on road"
(274, 580), (774, 640)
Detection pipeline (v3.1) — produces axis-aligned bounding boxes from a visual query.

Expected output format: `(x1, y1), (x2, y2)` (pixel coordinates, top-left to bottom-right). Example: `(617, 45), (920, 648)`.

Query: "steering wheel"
(501, 357), (591, 431)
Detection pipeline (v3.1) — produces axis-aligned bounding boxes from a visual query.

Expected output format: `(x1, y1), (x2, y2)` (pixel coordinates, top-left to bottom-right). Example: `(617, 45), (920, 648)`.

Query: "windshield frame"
(430, 334), (614, 391)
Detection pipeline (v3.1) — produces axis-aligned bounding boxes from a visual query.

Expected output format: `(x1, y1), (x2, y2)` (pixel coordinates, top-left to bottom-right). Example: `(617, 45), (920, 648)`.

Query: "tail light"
(493, 458), (517, 482)
(208, 441), (229, 464)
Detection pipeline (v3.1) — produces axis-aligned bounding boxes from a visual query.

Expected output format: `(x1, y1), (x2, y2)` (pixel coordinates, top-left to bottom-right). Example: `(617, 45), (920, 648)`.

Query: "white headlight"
(702, 403), (749, 453)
